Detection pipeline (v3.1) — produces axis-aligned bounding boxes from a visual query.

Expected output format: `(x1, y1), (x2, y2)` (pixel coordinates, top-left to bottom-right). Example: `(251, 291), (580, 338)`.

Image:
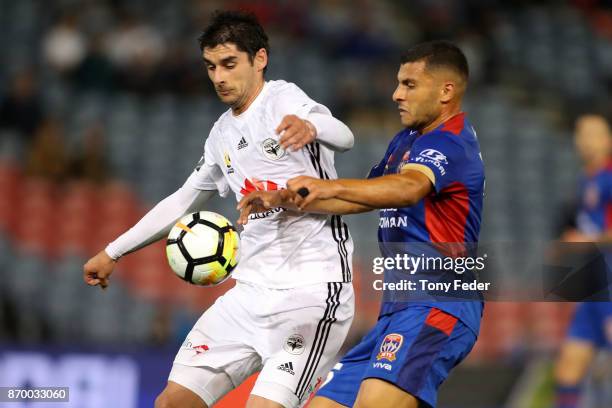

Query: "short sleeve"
(271, 82), (331, 123)
(567, 303), (606, 347)
(401, 132), (465, 193)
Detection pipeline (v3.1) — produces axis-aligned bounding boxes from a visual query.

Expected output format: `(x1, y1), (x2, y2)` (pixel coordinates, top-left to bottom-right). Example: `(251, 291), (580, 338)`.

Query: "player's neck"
(232, 80), (265, 116)
(420, 107), (462, 135)
(584, 156), (609, 174)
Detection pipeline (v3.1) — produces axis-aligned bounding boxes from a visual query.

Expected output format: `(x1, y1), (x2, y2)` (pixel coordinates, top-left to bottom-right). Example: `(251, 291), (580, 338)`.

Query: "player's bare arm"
(561, 228), (612, 244)
(238, 167), (434, 222)
(236, 189), (372, 225)
(287, 168), (433, 210)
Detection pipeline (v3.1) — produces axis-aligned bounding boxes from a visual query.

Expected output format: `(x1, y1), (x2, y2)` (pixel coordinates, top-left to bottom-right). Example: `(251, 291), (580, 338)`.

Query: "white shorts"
(169, 280), (354, 407)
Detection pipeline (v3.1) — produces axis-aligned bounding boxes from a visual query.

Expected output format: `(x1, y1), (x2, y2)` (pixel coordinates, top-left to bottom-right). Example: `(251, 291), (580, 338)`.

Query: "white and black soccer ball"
(166, 211), (239, 286)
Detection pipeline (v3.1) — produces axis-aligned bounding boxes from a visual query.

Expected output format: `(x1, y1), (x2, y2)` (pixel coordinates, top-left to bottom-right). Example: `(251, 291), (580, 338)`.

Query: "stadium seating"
(0, 0), (604, 356)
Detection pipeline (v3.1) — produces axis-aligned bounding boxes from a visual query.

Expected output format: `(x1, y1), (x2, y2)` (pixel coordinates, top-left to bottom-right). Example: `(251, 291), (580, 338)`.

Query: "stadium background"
(0, 0), (611, 406)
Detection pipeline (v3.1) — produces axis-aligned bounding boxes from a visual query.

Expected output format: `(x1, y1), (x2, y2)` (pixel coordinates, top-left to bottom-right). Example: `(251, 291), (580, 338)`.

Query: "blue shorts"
(316, 306), (477, 408)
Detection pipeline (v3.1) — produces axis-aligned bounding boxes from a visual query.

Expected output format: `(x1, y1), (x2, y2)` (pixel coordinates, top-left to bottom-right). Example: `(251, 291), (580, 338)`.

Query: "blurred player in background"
(554, 115), (612, 408)
(83, 11), (356, 408)
(239, 41), (485, 408)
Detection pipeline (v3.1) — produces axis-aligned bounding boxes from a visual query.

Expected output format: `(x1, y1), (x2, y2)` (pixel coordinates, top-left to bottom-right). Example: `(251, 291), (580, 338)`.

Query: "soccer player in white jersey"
(83, 11), (355, 408)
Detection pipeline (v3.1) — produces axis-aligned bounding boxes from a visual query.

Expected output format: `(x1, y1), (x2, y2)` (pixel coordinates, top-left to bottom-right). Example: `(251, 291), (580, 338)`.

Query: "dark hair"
(401, 41), (468, 81)
(198, 10), (269, 71)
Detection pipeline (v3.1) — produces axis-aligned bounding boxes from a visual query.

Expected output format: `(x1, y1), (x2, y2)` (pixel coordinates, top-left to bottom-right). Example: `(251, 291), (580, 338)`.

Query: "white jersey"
(189, 80), (353, 288)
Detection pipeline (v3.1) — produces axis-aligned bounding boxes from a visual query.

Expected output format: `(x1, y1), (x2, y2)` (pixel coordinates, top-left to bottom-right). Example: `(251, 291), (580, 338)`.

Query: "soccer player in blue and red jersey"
(554, 115), (612, 408)
(238, 41), (485, 408)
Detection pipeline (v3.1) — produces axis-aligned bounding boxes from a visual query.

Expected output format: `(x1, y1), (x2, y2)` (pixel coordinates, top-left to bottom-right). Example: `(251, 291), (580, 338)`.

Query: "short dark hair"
(401, 41), (468, 81)
(198, 10), (269, 71)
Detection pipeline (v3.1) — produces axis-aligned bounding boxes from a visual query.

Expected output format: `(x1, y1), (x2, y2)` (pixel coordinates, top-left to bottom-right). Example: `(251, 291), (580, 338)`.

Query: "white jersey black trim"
(305, 142), (351, 282)
(295, 282), (342, 400)
(331, 215), (351, 282)
(306, 143), (324, 179)
(339, 217), (351, 282)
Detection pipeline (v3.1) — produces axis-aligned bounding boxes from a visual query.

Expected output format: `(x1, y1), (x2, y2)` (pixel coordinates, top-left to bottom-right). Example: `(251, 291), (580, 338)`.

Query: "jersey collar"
(434, 112), (466, 136)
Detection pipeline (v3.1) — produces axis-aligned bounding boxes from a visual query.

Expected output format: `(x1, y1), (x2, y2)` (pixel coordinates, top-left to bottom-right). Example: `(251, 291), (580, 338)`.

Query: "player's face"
(574, 118), (611, 164)
(392, 61), (442, 130)
(203, 43), (266, 113)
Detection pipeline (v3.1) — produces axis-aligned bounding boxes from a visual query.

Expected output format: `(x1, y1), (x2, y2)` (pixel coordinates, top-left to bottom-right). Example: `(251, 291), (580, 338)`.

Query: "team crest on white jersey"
(262, 138), (286, 160)
(284, 333), (305, 355)
(224, 152), (235, 174)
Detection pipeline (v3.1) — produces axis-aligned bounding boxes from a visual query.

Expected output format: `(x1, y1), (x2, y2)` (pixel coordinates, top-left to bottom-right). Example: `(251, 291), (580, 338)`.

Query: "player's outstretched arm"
(236, 189), (371, 225)
(288, 169), (433, 210)
(238, 167), (431, 222)
(83, 180), (216, 289)
(277, 113), (354, 152)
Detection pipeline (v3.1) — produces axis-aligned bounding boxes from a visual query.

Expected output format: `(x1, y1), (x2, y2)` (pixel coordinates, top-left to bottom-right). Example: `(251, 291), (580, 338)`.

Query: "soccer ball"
(166, 211), (240, 286)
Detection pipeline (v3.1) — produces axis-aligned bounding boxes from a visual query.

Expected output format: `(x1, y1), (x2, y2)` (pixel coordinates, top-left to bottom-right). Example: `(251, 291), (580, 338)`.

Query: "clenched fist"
(83, 250), (116, 290)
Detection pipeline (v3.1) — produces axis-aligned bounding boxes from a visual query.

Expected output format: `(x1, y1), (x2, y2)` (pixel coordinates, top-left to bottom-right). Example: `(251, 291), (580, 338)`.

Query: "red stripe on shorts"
(425, 308), (458, 336)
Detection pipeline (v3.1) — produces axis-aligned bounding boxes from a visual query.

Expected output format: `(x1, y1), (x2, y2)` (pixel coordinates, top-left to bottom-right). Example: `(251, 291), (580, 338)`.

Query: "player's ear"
(440, 81), (455, 104)
(254, 48), (268, 73)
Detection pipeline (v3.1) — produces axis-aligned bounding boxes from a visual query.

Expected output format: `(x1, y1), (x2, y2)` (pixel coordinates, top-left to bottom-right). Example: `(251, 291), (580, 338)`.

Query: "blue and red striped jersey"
(369, 113), (485, 335)
(576, 163), (612, 235)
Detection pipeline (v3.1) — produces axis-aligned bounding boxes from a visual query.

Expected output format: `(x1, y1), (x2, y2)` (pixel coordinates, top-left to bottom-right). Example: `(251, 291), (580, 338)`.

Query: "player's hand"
(277, 114), (316, 151)
(561, 229), (596, 243)
(237, 190), (293, 225)
(83, 250), (116, 290)
(287, 176), (341, 210)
